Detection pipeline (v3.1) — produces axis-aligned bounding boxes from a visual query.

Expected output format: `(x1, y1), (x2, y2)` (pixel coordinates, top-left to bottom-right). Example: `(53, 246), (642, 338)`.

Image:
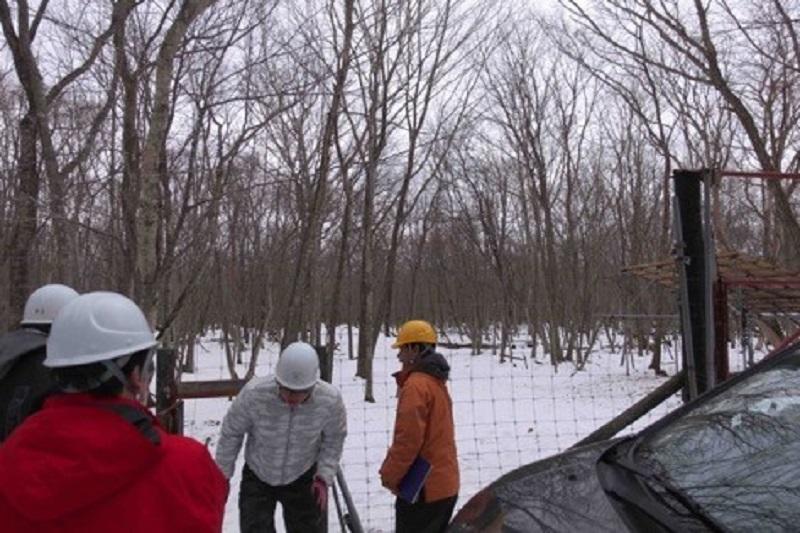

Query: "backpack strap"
(98, 403), (161, 446)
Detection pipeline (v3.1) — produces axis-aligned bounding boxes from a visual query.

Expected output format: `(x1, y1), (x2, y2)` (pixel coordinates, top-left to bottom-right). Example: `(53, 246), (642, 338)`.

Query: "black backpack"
(0, 331), (161, 445)
(0, 329), (50, 442)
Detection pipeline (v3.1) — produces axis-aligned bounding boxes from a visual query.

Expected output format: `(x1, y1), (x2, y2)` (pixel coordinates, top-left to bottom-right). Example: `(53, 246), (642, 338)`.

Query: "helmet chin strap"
(110, 350), (156, 399)
(59, 354), (132, 393)
(101, 356), (132, 391)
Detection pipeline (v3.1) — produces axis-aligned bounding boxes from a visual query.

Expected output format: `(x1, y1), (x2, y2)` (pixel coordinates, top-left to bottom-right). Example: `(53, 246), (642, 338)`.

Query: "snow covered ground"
(181, 329), (756, 532)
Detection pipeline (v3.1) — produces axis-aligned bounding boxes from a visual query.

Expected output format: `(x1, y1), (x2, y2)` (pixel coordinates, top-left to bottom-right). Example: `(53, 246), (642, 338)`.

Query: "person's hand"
(380, 473), (397, 495)
(311, 476), (328, 511)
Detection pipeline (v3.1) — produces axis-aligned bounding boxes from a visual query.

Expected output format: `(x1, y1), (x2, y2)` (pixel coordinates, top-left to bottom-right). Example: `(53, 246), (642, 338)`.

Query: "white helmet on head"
(45, 291), (157, 368)
(21, 284), (79, 326)
(275, 341), (319, 390)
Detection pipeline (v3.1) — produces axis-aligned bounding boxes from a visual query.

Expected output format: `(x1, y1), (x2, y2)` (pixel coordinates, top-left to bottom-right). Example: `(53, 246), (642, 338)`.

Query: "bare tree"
(376, 0), (487, 338)
(283, 0), (356, 348)
(347, 0), (410, 401)
(560, 0), (800, 267)
(135, 0), (218, 319)
(0, 0), (127, 320)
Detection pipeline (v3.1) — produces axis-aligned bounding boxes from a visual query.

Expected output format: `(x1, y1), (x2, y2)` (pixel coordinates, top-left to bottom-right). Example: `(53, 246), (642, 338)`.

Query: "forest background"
(1, 0), (799, 400)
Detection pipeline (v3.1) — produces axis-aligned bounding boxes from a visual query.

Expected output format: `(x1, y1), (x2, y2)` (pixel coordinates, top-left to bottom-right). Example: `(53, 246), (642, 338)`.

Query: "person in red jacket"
(380, 320), (459, 533)
(0, 292), (227, 533)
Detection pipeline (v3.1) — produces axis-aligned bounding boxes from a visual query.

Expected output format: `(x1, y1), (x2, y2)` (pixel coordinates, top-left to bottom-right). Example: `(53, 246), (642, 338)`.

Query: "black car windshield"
(633, 355), (800, 532)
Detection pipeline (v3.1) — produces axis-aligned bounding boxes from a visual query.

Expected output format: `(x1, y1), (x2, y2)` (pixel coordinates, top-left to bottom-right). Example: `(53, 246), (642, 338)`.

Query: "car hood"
(449, 439), (628, 532)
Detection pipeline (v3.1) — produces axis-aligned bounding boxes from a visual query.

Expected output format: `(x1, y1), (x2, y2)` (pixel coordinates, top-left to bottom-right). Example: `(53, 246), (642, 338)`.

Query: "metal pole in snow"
(335, 469), (364, 533)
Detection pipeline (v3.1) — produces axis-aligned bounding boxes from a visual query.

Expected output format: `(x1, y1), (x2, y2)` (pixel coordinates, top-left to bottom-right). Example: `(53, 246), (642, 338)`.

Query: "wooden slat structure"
(622, 251), (800, 314)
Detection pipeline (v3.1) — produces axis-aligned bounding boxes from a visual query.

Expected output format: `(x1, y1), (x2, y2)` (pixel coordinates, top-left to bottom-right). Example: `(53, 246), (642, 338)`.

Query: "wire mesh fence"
(180, 328), (762, 532)
(333, 336), (685, 530)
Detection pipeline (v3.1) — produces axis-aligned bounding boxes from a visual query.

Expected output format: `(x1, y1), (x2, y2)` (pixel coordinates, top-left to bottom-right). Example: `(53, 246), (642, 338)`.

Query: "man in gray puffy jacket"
(215, 341), (347, 533)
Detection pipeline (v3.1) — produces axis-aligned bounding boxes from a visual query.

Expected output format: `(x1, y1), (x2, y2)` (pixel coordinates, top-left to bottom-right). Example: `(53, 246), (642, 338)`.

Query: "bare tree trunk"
(6, 113), (38, 327)
(322, 0), (356, 362)
(136, 0), (217, 320)
(407, 204), (435, 316)
(327, 158), (355, 365)
(183, 337), (195, 373)
(649, 324), (667, 376)
(113, 0), (140, 296)
(352, 0), (398, 402)
(357, 162), (377, 401)
(221, 320), (240, 380)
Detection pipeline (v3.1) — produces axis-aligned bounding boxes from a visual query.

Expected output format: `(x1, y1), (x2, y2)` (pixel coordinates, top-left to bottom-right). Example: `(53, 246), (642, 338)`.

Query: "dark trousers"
(396, 493), (458, 533)
(239, 463), (323, 533)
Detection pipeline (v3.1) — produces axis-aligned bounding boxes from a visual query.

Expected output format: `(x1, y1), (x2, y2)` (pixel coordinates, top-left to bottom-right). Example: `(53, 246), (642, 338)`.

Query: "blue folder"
(398, 456), (431, 503)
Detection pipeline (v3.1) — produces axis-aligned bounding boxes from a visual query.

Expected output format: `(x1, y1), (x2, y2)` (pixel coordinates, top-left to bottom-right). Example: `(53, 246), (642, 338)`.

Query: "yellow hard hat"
(392, 320), (437, 348)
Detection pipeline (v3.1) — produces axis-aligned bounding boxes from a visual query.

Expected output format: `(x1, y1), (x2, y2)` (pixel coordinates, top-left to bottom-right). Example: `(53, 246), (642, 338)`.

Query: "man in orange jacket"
(380, 320), (459, 533)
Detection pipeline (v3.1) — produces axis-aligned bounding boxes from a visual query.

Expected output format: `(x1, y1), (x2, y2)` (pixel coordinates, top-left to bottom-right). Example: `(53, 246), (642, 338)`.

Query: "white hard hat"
(21, 284), (79, 326)
(275, 341), (320, 390)
(45, 292), (157, 368)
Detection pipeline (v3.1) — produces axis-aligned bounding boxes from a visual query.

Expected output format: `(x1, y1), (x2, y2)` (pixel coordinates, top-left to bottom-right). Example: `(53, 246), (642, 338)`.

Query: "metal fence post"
(673, 170), (712, 399)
